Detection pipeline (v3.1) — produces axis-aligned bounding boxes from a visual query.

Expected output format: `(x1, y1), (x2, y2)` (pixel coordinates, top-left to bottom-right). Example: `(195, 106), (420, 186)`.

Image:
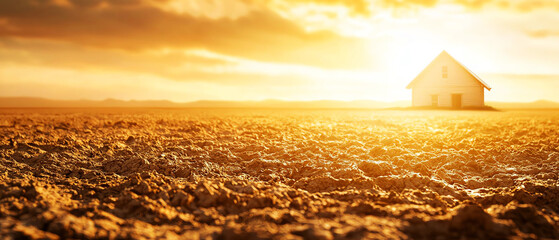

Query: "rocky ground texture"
(1, 108), (558, 239)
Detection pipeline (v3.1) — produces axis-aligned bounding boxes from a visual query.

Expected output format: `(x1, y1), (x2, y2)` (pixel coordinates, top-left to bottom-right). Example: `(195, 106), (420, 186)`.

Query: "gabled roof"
(406, 50), (491, 90)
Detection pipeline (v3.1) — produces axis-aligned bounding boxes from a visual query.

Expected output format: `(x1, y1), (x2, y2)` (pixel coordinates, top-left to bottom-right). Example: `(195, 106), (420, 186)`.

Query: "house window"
(431, 95), (439, 107)
(442, 66), (448, 78)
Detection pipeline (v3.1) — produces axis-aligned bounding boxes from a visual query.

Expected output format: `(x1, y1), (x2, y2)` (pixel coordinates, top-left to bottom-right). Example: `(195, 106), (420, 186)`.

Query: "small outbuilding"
(406, 51), (491, 108)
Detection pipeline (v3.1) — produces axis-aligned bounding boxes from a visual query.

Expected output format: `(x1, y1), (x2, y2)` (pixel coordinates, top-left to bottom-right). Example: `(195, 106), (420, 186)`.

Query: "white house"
(406, 51), (491, 108)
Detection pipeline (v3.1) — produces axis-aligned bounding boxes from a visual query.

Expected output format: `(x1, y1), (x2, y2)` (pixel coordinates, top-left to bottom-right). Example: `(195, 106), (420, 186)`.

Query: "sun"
(395, 38), (443, 74)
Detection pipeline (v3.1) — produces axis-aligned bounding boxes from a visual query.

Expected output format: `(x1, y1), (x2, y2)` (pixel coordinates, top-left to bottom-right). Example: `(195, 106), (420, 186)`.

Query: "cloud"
(381, 0), (439, 8)
(0, 38), (218, 71)
(279, 0), (371, 15)
(0, 0), (374, 69)
(454, 0), (559, 11)
(514, 0), (559, 12)
(68, 0), (104, 8)
(377, 0), (559, 11)
(526, 29), (559, 38)
(0, 0), (310, 50)
(452, 0), (490, 9)
(0, 37), (367, 86)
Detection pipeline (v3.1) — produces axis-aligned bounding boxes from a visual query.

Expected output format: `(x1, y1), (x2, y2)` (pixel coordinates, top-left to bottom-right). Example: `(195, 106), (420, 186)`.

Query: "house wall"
(412, 86), (484, 107)
(411, 54), (485, 107)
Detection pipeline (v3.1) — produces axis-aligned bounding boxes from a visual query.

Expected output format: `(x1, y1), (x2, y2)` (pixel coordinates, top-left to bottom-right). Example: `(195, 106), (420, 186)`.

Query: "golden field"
(1, 108), (558, 239)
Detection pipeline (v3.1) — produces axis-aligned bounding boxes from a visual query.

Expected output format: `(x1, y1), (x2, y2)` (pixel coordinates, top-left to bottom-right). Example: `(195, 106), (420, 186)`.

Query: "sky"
(1, 0), (559, 103)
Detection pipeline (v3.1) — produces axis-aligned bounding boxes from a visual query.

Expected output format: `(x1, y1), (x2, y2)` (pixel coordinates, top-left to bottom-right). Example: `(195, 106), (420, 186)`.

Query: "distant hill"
(0, 97), (177, 108)
(184, 99), (411, 109)
(0, 97), (410, 109)
(487, 100), (559, 109)
(0, 97), (558, 109)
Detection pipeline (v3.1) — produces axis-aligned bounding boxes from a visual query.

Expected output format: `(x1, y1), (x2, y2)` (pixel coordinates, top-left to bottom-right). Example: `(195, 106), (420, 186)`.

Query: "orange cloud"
(381, 0), (439, 8)
(0, 0), (373, 69)
(454, 0), (559, 11)
(0, 38), (316, 86)
(379, 0), (559, 11)
(452, 0), (490, 9)
(526, 29), (559, 38)
(515, 0), (559, 12)
(281, 0), (371, 15)
(0, 0), (312, 50)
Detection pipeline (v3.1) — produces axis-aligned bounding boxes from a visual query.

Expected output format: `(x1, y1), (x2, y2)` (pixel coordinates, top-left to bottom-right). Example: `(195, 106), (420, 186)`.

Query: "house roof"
(406, 50), (491, 90)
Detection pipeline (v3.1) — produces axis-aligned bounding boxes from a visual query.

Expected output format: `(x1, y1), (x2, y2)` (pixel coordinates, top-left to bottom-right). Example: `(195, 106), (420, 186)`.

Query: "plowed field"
(1, 109), (558, 239)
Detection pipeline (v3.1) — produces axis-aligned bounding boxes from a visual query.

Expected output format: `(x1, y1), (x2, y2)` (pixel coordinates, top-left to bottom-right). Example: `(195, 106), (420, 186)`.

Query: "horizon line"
(1, 96), (557, 104)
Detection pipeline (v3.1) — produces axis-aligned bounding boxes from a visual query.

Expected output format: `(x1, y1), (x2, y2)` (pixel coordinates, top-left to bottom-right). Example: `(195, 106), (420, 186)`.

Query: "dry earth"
(1, 108), (558, 239)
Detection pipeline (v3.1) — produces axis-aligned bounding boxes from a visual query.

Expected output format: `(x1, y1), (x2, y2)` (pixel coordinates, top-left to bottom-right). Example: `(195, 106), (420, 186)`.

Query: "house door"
(431, 95), (439, 107)
(452, 94), (462, 108)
